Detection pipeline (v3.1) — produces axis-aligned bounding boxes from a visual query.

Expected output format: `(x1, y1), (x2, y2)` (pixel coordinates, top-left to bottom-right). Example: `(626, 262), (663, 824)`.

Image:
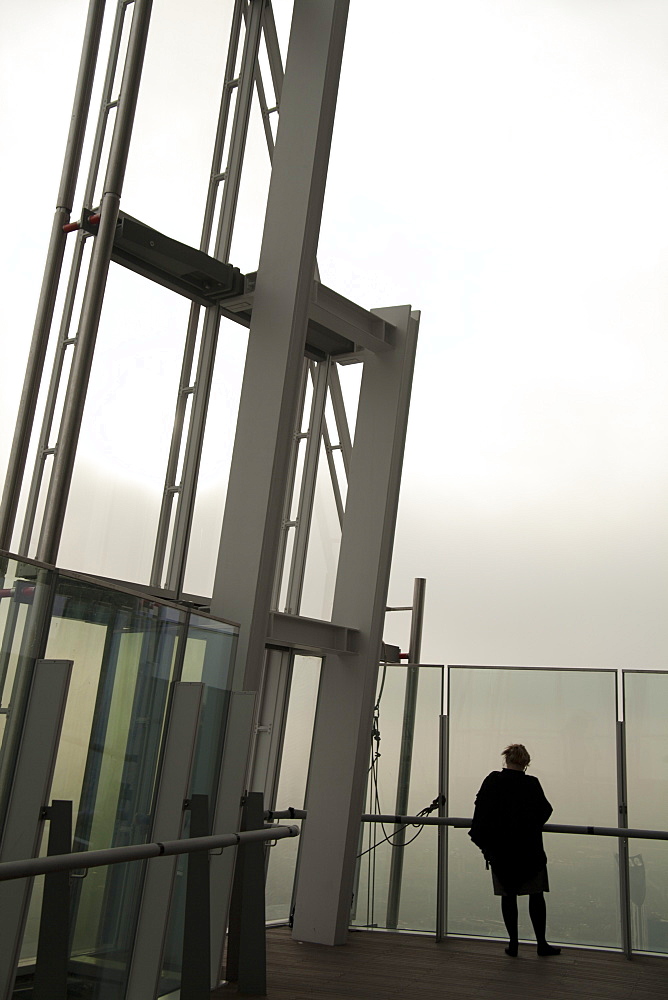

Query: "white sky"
(2, 1), (668, 670)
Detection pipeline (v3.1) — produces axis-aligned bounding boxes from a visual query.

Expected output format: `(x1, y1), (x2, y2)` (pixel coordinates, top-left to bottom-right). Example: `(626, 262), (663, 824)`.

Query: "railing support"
(617, 720), (633, 959)
(32, 800), (72, 1000)
(181, 794), (212, 1000)
(226, 791), (267, 995)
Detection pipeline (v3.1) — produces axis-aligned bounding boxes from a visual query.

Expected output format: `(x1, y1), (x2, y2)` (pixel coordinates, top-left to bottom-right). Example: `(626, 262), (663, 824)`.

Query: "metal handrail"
(361, 813), (668, 840)
(0, 823), (300, 882)
(268, 807), (668, 841)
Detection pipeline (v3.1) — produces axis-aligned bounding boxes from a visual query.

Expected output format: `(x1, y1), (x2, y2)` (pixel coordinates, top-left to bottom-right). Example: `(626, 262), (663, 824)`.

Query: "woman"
(469, 744), (560, 957)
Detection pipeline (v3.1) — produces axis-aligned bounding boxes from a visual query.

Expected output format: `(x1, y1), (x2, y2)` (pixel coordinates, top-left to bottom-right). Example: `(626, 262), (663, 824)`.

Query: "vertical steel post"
(225, 792), (267, 995)
(0, 0), (106, 550)
(617, 718), (633, 958)
(32, 800), (73, 1000)
(36, 0), (154, 566)
(214, 0), (266, 264)
(436, 713), (449, 942)
(181, 794), (211, 1000)
(0, 659), (73, 1000)
(386, 577), (426, 928)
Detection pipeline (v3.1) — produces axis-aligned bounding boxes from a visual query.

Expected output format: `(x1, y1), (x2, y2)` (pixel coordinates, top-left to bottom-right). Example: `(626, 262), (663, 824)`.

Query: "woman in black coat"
(469, 744), (561, 957)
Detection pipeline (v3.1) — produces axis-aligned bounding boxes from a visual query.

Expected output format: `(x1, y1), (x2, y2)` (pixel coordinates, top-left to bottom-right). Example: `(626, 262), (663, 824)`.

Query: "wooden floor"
(214, 926), (668, 1000)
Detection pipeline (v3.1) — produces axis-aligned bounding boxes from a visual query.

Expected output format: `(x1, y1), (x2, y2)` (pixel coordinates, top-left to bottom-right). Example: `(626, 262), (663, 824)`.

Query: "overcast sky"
(2, 0), (668, 673)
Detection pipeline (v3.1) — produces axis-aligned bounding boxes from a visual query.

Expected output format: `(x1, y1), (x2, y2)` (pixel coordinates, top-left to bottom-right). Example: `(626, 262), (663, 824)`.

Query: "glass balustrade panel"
(265, 655), (322, 923)
(160, 613), (238, 996)
(353, 664), (443, 932)
(447, 666), (619, 948)
(19, 573), (185, 1000)
(624, 671), (668, 955)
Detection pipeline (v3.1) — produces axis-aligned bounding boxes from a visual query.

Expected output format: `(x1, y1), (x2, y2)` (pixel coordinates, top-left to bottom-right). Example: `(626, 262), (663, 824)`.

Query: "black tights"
(501, 891), (547, 945)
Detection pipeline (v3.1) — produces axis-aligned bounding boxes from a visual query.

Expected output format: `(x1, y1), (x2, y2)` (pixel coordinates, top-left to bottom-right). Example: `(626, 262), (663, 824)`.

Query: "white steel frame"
(0, 0), (420, 974)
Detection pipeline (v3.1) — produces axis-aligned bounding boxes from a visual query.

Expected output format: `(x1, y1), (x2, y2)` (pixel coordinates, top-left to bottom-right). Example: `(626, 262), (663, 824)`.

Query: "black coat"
(468, 769), (553, 891)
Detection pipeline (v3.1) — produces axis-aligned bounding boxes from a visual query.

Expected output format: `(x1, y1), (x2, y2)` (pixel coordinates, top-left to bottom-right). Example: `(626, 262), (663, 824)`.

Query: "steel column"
(0, 0), (106, 550)
(36, 0), (154, 565)
(291, 306), (419, 945)
(214, 0), (266, 264)
(210, 0), (350, 692)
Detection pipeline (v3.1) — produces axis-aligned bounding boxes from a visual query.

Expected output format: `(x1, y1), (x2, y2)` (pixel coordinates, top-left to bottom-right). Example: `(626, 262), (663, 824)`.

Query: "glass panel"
(624, 671), (668, 954)
(265, 655), (322, 922)
(0, 557), (54, 822)
(20, 574), (185, 1000)
(182, 317), (248, 599)
(58, 266), (192, 585)
(447, 666), (619, 948)
(353, 664), (443, 932)
(160, 614), (238, 995)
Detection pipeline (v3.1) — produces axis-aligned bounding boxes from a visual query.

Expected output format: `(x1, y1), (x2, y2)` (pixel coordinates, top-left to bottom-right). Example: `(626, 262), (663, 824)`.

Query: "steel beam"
(291, 306), (419, 945)
(211, 0), (350, 692)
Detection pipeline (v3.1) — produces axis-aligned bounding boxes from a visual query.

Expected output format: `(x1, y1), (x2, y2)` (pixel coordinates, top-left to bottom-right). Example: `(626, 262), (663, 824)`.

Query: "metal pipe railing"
(0, 823), (300, 882)
(361, 813), (668, 840)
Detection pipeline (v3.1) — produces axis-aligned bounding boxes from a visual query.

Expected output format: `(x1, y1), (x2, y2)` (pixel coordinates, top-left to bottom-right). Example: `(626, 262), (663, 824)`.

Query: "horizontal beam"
(267, 610), (358, 655)
(221, 277), (395, 357)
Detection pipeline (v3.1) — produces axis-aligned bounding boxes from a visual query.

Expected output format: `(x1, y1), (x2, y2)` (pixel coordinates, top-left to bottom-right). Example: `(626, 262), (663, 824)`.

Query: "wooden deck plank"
(214, 927), (668, 1000)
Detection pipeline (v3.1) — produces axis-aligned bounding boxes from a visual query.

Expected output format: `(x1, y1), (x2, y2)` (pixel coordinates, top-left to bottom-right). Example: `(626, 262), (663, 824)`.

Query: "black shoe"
(537, 943), (561, 956)
(505, 942), (519, 957)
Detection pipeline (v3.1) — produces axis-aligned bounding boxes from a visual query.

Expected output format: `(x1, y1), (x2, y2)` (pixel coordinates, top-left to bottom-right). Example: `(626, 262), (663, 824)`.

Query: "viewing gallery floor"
(215, 926), (668, 999)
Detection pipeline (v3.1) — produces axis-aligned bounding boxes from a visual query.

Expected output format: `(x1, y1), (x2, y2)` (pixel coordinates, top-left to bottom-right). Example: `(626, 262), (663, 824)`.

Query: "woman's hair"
(502, 743), (530, 768)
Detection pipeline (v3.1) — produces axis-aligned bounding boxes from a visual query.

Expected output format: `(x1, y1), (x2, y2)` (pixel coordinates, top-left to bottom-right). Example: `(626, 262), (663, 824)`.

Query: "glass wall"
(160, 614), (238, 995)
(447, 666), (619, 948)
(0, 552), (238, 999)
(265, 655), (322, 923)
(624, 671), (668, 955)
(352, 663), (443, 932)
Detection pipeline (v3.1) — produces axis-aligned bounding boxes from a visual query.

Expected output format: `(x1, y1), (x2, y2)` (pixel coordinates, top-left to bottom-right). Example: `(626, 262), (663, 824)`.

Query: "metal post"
(617, 719), (633, 958)
(386, 577), (426, 927)
(181, 795), (211, 1000)
(226, 792), (267, 995)
(164, 306), (222, 595)
(214, 0), (266, 264)
(0, 0), (106, 550)
(0, 659), (72, 1000)
(32, 800), (73, 1000)
(36, 0), (154, 565)
(436, 714), (448, 942)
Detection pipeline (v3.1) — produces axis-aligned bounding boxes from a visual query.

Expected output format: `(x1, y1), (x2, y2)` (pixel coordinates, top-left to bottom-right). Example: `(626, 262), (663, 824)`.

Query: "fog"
(2, 1), (668, 672)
